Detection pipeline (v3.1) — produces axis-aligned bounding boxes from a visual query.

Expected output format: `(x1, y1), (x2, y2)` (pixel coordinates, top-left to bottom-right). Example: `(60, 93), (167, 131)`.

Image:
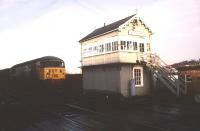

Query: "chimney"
(104, 23), (106, 27)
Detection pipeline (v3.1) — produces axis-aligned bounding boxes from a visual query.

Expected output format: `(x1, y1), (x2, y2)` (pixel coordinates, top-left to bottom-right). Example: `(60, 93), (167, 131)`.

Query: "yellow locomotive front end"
(40, 67), (65, 80)
(38, 58), (66, 80)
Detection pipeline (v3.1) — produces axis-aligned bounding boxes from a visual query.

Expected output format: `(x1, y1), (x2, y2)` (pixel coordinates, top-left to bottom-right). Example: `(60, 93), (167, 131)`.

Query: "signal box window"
(147, 43), (151, 51)
(133, 67), (143, 87)
(127, 41), (130, 50)
(139, 43), (144, 52)
(120, 41), (126, 50)
(114, 41), (118, 51)
(133, 42), (137, 50)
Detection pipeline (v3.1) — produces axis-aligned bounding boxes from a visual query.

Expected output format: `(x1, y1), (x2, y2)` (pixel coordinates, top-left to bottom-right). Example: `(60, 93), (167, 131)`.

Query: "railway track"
(52, 103), (171, 131)
(5, 102), (169, 131)
(1, 98), (200, 131)
(62, 98), (200, 131)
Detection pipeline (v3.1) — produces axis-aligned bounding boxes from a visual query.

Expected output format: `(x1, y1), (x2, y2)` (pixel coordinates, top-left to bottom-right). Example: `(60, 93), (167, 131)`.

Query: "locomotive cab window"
(40, 61), (64, 67)
(61, 62), (65, 67)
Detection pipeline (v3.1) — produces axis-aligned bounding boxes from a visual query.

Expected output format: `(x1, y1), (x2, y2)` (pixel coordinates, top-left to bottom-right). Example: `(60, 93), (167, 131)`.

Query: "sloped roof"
(79, 14), (135, 42)
(176, 65), (200, 71)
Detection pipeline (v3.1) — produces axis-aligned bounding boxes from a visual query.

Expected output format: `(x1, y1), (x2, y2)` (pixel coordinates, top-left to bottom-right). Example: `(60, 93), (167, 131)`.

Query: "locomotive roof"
(12, 56), (64, 68)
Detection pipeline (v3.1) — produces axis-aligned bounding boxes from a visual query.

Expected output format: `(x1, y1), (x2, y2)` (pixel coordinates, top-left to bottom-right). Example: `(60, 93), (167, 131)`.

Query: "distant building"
(177, 65), (200, 94)
(79, 14), (153, 97)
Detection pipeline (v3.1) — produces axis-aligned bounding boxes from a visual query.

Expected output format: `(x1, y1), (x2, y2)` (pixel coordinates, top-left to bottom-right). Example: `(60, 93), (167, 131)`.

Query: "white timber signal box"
(79, 14), (153, 97)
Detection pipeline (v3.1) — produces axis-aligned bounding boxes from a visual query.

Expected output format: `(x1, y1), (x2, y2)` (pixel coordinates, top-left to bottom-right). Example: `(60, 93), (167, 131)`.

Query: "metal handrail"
(141, 53), (187, 96)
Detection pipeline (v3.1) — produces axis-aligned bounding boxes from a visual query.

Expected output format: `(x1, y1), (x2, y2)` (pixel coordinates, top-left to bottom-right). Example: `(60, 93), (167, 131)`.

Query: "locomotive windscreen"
(40, 61), (65, 68)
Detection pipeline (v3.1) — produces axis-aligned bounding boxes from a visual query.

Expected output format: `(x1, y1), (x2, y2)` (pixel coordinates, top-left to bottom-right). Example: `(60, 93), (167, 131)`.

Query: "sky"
(0, 0), (199, 73)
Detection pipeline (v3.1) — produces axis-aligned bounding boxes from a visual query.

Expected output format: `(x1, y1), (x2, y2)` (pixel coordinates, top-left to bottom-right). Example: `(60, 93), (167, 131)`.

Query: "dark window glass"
(120, 41), (126, 50)
(127, 41), (130, 50)
(139, 43), (144, 52)
(133, 42), (137, 50)
(40, 61), (64, 67)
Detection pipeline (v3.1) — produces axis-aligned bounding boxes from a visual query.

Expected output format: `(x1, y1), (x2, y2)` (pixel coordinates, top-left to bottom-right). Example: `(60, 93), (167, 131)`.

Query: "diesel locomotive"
(10, 56), (66, 80)
(0, 56), (66, 105)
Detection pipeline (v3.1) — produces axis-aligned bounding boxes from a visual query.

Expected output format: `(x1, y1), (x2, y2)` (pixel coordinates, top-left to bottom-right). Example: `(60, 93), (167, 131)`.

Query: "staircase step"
(143, 54), (187, 97)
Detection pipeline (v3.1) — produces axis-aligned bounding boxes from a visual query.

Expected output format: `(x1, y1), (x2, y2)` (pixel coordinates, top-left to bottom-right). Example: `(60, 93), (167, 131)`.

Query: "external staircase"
(141, 54), (187, 97)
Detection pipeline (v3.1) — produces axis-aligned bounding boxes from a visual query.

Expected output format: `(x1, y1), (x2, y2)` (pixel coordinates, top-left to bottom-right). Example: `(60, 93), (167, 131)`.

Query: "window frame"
(139, 43), (144, 52)
(120, 41), (126, 50)
(185, 74), (192, 82)
(147, 43), (151, 52)
(133, 67), (144, 87)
